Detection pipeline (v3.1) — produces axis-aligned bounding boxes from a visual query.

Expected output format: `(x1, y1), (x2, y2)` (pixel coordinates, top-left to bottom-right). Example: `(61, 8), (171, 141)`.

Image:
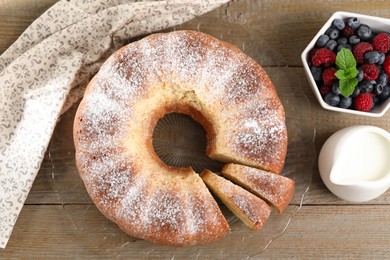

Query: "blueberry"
(332, 81), (341, 95)
(333, 19), (345, 30)
(356, 68), (364, 82)
(325, 39), (337, 51)
(337, 37), (348, 45)
(348, 17), (361, 29)
(351, 85), (361, 98)
(374, 83), (384, 95)
(377, 73), (388, 86)
(364, 51), (382, 64)
(338, 97), (352, 108)
(324, 93), (340, 106)
(326, 27), (340, 40)
(348, 35), (360, 45)
(357, 24), (372, 41)
(336, 43), (352, 52)
(316, 34), (330, 47)
(310, 66), (322, 81)
(378, 53), (386, 65)
(380, 86), (390, 100)
(359, 80), (374, 93)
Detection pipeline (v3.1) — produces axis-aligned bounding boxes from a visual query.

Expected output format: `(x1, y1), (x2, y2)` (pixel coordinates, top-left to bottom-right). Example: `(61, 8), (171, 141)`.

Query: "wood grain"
(0, 0), (58, 54)
(2, 0), (390, 258)
(179, 0), (390, 66)
(263, 205), (390, 259)
(3, 205), (390, 259)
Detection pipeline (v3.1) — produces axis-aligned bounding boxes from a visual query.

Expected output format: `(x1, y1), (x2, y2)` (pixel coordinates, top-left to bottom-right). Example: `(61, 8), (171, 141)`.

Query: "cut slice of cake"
(221, 163), (294, 213)
(200, 170), (271, 230)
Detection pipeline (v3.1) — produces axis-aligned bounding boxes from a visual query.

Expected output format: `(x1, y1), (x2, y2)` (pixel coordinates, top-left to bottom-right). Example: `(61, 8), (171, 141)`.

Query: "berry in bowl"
(301, 11), (390, 117)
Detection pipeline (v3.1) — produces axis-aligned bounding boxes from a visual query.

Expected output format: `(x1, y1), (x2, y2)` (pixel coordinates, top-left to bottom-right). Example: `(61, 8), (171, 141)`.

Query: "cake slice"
(221, 163), (294, 213)
(200, 170), (271, 230)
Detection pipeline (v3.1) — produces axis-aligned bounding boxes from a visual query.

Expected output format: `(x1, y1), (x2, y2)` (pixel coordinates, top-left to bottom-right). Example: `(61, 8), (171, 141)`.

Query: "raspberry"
(322, 67), (337, 86)
(341, 25), (355, 38)
(354, 93), (373, 112)
(383, 55), (390, 76)
(319, 84), (332, 96)
(372, 33), (390, 53)
(312, 48), (336, 66)
(361, 63), (379, 80)
(308, 47), (319, 63)
(353, 42), (373, 64)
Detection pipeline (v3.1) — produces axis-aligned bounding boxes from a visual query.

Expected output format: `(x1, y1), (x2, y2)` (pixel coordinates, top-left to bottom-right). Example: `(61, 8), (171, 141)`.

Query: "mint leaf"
(335, 48), (358, 98)
(336, 48), (356, 70)
(345, 67), (358, 79)
(339, 78), (358, 97)
(335, 67), (358, 80)
(335, 70), (348, 80)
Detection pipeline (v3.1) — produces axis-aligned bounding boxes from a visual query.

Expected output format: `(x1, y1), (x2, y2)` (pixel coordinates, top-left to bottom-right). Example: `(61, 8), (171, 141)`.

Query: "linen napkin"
(0, 0), (229, 248)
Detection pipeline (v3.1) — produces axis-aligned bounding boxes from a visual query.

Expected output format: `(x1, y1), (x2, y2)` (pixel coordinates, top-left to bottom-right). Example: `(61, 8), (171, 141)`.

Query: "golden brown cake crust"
(73, 30), (287, 246)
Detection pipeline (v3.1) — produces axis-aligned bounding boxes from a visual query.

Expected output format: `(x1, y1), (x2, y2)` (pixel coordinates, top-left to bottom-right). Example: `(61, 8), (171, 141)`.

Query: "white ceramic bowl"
(301, 11), (390, 117)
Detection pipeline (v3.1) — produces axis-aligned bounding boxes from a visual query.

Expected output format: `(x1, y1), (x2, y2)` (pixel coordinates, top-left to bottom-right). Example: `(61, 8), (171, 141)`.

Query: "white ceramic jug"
(318, 125), (390, 202)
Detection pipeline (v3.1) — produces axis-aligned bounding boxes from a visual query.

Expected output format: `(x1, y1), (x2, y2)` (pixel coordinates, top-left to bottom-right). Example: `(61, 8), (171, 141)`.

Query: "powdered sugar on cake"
(73, 30), (287, 245)
(231, 97), (287, 170)
(244, 166), (292, 203)
(113, 178), (224, 244)
(211, 174), (270, 226)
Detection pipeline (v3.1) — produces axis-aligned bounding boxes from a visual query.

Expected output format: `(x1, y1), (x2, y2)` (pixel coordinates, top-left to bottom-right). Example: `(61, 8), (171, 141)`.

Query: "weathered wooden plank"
(5, 1), (390, 65)
(0, 0), (58, 53)
(178, 0), (390, 66)
(0, 204), (292, 258)
(1, 204), (390, 259)
(263, 204), (390, 259)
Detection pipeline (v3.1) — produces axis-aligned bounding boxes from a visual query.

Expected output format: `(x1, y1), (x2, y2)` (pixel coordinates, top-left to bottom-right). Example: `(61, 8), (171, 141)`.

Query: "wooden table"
(2, 0), (390, 259)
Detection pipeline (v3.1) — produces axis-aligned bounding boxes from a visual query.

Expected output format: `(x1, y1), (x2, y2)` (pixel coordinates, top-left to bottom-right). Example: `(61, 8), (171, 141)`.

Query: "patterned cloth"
(0, 0), (228, 248)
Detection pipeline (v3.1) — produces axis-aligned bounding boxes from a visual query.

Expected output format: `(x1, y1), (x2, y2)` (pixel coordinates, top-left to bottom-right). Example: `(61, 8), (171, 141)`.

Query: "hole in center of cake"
(152, 113), (223, 173)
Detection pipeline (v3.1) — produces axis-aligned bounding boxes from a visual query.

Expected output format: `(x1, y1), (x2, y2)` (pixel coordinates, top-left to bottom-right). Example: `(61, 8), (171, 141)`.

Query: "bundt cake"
(73, 30), (288, 246)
